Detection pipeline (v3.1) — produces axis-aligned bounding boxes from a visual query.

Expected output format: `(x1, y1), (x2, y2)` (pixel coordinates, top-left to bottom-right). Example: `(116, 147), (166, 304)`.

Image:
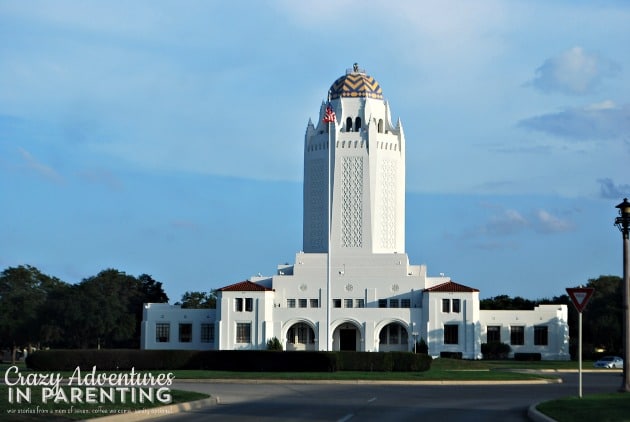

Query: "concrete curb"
(86, 397), (218, 421)
(528, 403), (557, 422)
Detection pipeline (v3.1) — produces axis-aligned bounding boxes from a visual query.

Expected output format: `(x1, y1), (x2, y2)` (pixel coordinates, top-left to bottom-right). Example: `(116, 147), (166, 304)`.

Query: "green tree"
(581, 275), (622, 354)
(71, 269), (140, 348)
(0, 265), (64, 361)
(177, 291), (217, 308)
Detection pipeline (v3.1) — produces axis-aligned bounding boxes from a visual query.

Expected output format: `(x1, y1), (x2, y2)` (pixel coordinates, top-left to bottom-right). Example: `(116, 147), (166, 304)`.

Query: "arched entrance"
(285, 322), (316, 351)
(333, 322), (362, 351)
(378, 322), (409, 352)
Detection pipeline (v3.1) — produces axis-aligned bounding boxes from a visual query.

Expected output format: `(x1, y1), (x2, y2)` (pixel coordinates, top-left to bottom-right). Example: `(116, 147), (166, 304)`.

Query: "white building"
(141, 65), (570, 360)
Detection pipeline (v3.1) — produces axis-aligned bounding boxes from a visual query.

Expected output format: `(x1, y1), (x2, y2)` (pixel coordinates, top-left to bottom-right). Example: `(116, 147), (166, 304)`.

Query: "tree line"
(0, 265), (623, 360)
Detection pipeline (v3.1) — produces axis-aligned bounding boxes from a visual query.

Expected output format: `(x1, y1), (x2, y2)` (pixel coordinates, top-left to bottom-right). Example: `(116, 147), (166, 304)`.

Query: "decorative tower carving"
(303, 65), (406, 255)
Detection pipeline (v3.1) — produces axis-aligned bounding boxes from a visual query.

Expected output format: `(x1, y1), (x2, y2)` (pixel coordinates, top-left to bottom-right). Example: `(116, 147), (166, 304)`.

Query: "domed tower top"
(328, 63), (383, 100)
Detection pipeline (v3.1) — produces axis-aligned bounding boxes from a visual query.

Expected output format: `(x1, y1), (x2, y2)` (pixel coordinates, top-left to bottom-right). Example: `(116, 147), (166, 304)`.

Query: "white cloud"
(468, 205), (574, 239)
(530, 46), (619, 95)
(17, 147), (64, 183)
(532, 209), (573, 233)
(518, 101), (630, 140)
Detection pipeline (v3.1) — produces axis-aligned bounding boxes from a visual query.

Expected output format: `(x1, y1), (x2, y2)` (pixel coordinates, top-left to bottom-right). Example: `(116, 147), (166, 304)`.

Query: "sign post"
(566, 287), (595, 398)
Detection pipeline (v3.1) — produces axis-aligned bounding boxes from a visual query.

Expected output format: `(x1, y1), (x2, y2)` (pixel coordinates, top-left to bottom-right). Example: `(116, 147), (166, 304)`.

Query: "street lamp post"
(615, 198), (630, 392)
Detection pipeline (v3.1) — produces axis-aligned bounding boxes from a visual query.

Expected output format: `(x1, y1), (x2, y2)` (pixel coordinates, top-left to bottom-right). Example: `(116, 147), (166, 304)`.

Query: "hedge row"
(26, 350), (432, 372)
(336, 351), (431, 371)
(513, 352), (542, 361)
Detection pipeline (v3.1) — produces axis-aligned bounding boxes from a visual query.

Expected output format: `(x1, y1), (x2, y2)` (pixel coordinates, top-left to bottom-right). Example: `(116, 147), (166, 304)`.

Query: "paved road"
(157, 372), (622, 422)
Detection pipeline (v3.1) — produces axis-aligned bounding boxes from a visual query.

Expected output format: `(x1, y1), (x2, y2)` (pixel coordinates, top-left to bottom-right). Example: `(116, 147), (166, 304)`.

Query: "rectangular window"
(201, 323), (214, 343)
(389, 299), (399, 308)
(401, 298), (411, 308)
(444, 324), (459, 345)
(452, 299), (461, 313)
(378, 299), (387, 308)
(236, 323), (251, 343)
(510, 326), (524, 345)
(179, 323), (192, 343)
(310, 299), (319, 308)
(245, 298), (253, 312)
(534, 326), (548, 346)
(356, 299), (365, 308)
(442, 298), (450, 313)
(487, 326), (501, 343)
(156, 323), (170, 343)
(287, 299), (296, 308)
(344, 299), (353, 308)
(299, 299), (308, 308)
(333, 299), (342, 308)
(235, 298), (243, 312)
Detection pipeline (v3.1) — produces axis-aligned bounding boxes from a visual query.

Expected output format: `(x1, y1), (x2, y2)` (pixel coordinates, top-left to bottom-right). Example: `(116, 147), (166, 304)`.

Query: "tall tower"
(303, 64), (406, 256)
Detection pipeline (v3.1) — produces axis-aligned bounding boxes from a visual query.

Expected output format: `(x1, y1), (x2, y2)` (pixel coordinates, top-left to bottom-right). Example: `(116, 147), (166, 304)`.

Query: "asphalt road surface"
(154, 371), (622, 422)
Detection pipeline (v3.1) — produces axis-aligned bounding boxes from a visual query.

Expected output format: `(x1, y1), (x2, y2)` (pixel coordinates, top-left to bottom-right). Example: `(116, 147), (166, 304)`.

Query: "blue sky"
(1, 0), (628, 302)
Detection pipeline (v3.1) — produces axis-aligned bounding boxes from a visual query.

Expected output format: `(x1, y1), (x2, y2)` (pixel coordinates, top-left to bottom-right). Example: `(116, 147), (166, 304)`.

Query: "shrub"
(266, 337), (283, 351)
(414, 338), (428, 354)
(481, 342), (511, 360)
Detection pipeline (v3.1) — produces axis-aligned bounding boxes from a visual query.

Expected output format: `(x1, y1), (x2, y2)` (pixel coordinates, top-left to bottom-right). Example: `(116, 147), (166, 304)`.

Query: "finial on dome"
(353, 63), (359, 72)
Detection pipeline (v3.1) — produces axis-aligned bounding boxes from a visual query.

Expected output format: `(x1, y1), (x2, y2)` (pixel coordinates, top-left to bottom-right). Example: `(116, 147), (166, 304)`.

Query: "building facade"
(141, 65), (570, 360)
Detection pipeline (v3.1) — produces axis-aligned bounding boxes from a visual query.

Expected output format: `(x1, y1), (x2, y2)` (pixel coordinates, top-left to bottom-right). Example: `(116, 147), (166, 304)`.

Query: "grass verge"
(536, 393), (630, 422)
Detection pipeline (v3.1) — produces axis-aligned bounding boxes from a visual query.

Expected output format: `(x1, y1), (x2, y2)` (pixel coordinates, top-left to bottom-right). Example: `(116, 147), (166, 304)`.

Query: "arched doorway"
(378, 322), (409, 352)
(285, 322), (316, 351)
(333, 322), (362, 351)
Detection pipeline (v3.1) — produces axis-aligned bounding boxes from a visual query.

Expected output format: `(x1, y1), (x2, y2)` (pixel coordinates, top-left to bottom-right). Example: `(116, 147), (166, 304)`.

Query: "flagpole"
(326, 92), (332, 352)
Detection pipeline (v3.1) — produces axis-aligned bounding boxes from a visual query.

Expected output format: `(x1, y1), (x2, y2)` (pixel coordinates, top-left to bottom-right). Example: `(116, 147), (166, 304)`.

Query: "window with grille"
(344, 299), (353, 308)
(452, 299), (461, 313)
(356, 299), (365, 308)
(179, 323), (192, 343)
(389, 299), (399, 308)
(534, 326), (548, 346)
(236, 323), (251, 343)
(487, 326), (501, 343)
(333, 299), (342, 308)
(201, 323), (214, 343)
(401, 298), (411, 308)
(156, 323), (170, 342)
(287, 299), (296, 308)
(378, 299), (387, 308)
(245, 298), (253, 312)
(510, 326), (524, 345)
(442, 298), (450, 313)
(235, 298), (243, 312)
(299, 299), (308, 308)
(310, 299), (319, 308)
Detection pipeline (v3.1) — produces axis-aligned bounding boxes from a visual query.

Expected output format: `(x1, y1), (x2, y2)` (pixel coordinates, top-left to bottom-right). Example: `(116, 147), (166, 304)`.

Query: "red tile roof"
(218, 280), (274, 292)
(424, 281), (479, 293)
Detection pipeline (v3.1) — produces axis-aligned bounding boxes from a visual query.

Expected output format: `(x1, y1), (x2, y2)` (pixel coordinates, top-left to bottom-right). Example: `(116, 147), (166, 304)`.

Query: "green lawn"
(536, 393), (630, 422)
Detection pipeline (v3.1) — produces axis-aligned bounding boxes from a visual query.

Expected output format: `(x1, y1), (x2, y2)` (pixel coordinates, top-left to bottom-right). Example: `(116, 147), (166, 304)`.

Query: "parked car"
(593, 356), (624, 369)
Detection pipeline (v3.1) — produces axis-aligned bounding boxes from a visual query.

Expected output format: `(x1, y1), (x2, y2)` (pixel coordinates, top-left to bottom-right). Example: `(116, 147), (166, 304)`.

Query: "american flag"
(323, 103), (336, 123)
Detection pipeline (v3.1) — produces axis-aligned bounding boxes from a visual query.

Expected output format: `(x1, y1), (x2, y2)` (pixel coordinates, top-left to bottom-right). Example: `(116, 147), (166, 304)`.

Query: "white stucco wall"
(479, 305), (570, 360)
